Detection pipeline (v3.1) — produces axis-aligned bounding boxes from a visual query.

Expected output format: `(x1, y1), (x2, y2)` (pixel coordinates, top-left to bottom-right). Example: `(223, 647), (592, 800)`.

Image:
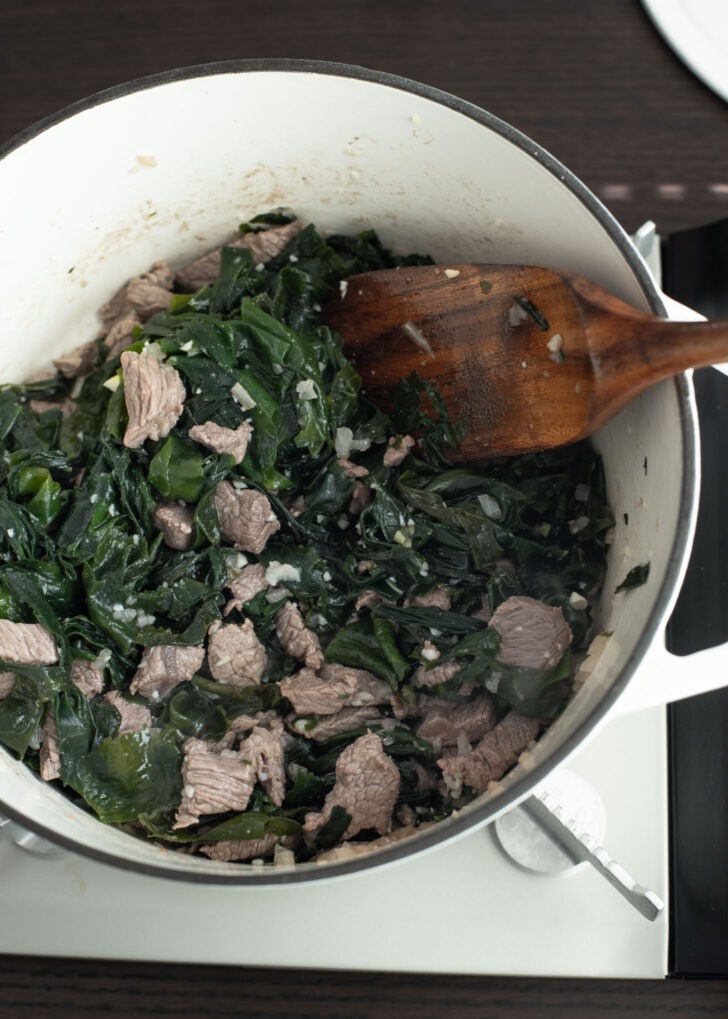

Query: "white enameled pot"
(0, 60), (724, 884)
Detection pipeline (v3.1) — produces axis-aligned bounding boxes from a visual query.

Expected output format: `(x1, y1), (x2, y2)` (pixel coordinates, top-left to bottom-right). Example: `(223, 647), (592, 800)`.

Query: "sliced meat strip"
(199, 833), (278, 862)
(52, 340), (98, 378)
(238, 721), (286, 806)
(0, 621), (58, 666)
(279, 663), (391, 716)
(121, 349), (186, 448)
(70, 658), (105, 699)
(188, 421), (253, 465)
(104, 311), (142, 360)
(173, 736), (256, 829)
(207, 619), (266, 687)
(223, 563), (269, 615)
(304, 731), (401, 839)
(275, 601), (323, 669)
(175, 221), (303, 292)
(214, 481), (280, 554)
(416, 693), (497, 746)
(129, 644), (205, 700)
(288, 704), (383, 741)
(101, 260), (174, 330)
(0, 672), (17, 698)
(104, 690), (152, 735)
(153, 502), (196, 550)
(489, 595), (573, 672)
(405, 587), (452, 611)
(39, 712), (61, 782)
(437, 711), (541, 793)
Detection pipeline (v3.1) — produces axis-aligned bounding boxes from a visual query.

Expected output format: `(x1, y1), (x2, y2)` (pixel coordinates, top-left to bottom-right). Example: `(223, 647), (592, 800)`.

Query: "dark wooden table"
(1, 1), (727, 1015)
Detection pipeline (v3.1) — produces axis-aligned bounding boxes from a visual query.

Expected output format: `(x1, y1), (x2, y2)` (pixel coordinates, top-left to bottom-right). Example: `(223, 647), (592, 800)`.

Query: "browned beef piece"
(238, 721), (286, 806)
(0, 672), (16, 698)
(188, 421), (253, 465)
(214, 481), (280, 554)
(28, 397), (76, 418)
(279, 663), (390, 716)
(207, 619), (266, 686)
(224, 563), (269, 615)
(175, 221), (303, 292)
(438, 711), (541, 793)
(0, 621), (58, 665)
(104, 690), (152, 735)
(52, 339), (98, 378)
(129, 644), (205, 700)
(120, 349), (186, 448)
(101, 260), (174, 331)
(304, 731), (400, 839)
(70, 658), (105, 699)
(39, 712), (61, 782)
(416, 693), (497, 747)
(152, 502), (196, 550)
(173, 736), (256, 829)
(489, 595), (572, 671)
(382, 434), (415, 467)
(275, 601), (323, 669)
(289, 704), (383, 741)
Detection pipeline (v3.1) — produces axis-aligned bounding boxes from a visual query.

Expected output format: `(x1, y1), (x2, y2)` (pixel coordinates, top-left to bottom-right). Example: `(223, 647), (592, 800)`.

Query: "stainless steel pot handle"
(522, 793), (664, 922)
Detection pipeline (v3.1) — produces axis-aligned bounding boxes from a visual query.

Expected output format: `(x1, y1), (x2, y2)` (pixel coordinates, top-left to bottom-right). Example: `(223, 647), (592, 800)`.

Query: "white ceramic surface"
(0, 61), (721, 882)
(642, 0), (728, 103)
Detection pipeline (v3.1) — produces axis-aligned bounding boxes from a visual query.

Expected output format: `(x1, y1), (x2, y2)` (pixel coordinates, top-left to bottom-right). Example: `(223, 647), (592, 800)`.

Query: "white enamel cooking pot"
(0, 60), (725, 884)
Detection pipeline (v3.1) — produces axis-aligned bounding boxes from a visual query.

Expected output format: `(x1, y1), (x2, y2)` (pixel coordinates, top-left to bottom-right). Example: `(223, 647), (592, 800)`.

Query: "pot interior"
(0, 63), (695, 882)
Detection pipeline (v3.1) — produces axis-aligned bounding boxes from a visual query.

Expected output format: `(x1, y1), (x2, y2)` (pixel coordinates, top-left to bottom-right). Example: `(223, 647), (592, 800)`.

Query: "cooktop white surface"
(0, 704), (668, 979)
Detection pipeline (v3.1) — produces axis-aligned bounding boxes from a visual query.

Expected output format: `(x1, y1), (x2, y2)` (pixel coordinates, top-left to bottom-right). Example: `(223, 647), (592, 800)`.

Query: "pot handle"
(611, 636), (728, 716)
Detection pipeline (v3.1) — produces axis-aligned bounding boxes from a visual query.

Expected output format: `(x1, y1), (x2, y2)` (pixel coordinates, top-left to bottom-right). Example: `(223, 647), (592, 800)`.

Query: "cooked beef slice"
(129, 644), (205, 700)
(224, 563), (269, 615)
(101, 260), (174, 331)
(70, 658), (105, 699)
(207, 619), (266, 686)
(120, 349), (186, 448)
(52, 339), (98, 379)
(290, 704), (383, 741)
(0, 672), (16, 698)
(0, 621), (58, 665)
(238, 722), (286, 806)
(348, 480), (371, 516)
(437, 711), (541, 793)
(304, 731), (400, 839)
(152, 502), (196, 550)
(103, 690), (152, 735)
(337, 458), (369, 479)
(382, 434), (415, 467)
(104, 311), (142, 359)
(188, 420), (253, 465)
(199, 833), (279, 862)
(416, 693), (497, 746)
(413, 654), (461, 689)
(173, 736), (256, 829)
(214, 481), (280, 554)
(489, 595), (573, 672)
(279, 663), (391, 716)
(39, 711), (61, 782)
(275, 601), (323, 669)
(405, 587), (452, 611)
(175, 220), (303, 292)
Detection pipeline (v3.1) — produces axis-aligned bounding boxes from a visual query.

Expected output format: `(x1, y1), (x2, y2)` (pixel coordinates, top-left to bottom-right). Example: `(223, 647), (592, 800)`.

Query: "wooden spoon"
(323, 263), (724, 459)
